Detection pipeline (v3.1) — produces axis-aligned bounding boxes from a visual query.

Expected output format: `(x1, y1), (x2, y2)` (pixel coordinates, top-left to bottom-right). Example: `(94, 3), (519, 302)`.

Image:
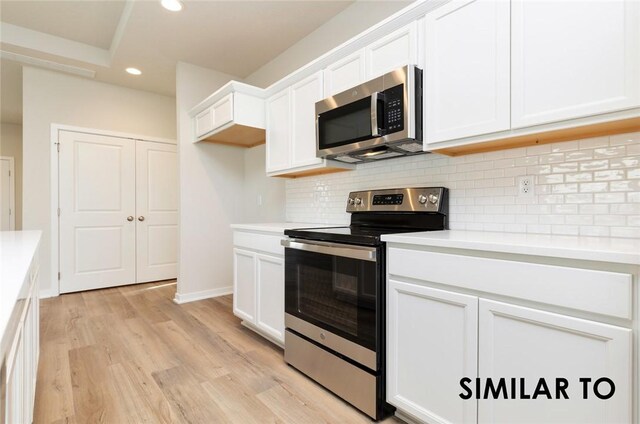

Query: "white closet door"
(135, 141), (178, 283)
(59, 131), (136, 293)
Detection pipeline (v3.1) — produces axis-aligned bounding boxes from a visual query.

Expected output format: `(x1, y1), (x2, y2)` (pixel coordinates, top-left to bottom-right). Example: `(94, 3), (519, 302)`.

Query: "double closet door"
(58, 130), (178, 294)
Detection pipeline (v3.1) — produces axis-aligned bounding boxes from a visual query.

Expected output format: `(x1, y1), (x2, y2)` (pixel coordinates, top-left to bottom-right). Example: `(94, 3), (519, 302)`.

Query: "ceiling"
(0, 0), (356, 124)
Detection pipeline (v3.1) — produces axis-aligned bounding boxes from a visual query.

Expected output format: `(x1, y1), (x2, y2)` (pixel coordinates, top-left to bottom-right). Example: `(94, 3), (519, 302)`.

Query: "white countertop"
(230, 222), (330, 234)
(382, 230), (640, 266)
(1, 231), (41, 343)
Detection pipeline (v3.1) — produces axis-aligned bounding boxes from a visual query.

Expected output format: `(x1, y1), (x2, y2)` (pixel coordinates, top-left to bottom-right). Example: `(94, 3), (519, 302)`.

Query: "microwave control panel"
(383, 84), (404, 134)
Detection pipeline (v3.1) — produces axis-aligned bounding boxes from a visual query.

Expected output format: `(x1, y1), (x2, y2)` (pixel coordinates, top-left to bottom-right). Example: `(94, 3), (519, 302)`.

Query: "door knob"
(138, 216), (145, 222)
(127, 216), (134, 222)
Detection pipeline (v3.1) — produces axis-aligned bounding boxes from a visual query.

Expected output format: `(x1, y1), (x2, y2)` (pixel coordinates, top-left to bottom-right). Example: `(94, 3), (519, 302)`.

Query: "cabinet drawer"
(233, 232), (284, 256)
(388, 248), (632, 319)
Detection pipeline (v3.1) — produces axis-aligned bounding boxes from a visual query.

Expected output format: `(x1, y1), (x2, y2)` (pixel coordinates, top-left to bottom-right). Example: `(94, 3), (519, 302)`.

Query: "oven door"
(282, 238), (381, 371)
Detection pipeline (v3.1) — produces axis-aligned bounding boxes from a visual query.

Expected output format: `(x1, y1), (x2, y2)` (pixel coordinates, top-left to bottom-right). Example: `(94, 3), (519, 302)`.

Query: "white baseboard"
(173, 286), (232, 304)
(39, 288), (59, 299)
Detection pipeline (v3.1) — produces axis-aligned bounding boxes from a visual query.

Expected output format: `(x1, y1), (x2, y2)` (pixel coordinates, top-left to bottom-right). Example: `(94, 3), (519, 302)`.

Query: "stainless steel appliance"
(316, 65), (423, 163)
(282, 187), (448, 420)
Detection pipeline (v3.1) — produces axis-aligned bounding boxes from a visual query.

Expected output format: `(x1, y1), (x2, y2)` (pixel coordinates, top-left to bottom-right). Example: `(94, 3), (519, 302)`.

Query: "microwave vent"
(359, 151), (403, 160)
(396, 142), (423, 153)
(334, 155), (362, 163)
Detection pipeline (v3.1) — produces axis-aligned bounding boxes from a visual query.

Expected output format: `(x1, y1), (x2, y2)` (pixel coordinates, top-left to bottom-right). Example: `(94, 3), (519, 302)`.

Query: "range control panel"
(346, 187), (447, 213)
(372, 194), (403, 205)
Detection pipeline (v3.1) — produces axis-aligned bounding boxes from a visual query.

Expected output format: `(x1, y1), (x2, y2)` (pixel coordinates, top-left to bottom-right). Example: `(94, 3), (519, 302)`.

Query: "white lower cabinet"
(387, 280), (478, 424)
(233, 248), (256, 323)
(4, 247), (39, 424)
(232, 242), (285, 345)
(478, 299), (632, 424)
(387, 252), (634, 424)
(255, 254), (285, 342)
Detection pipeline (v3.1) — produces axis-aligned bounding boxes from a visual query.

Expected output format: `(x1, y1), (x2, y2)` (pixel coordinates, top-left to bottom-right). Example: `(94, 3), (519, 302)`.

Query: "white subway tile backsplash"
(610, 132), (640, 146)
(579, 136), (609, 149)
(565, 172), (593, 182)
(594, 146), (626, 158)
(580, 160), (609, 171)
(594, 170), (625, 181)
(595, 193), (626, 203)
(286, 132), (640, 239)
(526, 144), (552, 156)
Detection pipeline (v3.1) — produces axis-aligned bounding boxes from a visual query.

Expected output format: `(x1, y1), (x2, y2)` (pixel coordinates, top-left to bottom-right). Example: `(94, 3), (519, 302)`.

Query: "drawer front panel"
(233, 232), (284, 256)
(388, 247), (632, 319)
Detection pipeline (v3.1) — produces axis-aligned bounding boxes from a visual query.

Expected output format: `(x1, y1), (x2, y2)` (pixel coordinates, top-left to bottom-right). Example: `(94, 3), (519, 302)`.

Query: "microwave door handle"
(370, 91), (382, 137)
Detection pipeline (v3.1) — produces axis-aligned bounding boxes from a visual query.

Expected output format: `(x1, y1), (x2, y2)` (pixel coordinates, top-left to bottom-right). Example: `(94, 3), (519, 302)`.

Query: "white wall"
(243, 144), (286, 223)
(0, 123), (22, 229)
(22, 67), (176, 297)
(245, 0), (411, 88)
(286, 132), (640, 238)
(175, 62), (245, 302)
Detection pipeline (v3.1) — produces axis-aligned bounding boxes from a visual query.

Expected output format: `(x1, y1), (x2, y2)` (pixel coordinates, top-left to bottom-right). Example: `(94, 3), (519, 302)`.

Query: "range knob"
(348, 198), (355, 206)
(417, 194), (427, 204)
(428, 194), (439, 205)
(354, 197), (363, 206)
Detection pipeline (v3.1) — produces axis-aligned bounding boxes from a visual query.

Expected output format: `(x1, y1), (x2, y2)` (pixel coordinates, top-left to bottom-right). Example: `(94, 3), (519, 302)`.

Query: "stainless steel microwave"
(315, 65), (423, 163)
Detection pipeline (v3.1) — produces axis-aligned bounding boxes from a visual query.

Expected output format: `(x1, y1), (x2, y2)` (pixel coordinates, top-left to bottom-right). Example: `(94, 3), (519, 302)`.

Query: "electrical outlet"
(257, 195), (262, 206)
(518, 176), (535, 198)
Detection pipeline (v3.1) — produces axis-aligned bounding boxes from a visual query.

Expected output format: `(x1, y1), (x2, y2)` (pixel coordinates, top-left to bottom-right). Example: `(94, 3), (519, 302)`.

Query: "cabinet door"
(324, 50), (366, 96)
(265, 89), (291, 172)
(6, 329), (25, 424)
(478, 299), (632, 424)
(194, 107), (214, 139)
(424, 0), (510, 144)
(255, 254), (285, 343)
(212, 93), (234, 130)
(388, 280), (478, 424)
(291, 71), (324, 168)
(365, 21), (418, 79)
(511, 0), (640, 128)
(233, 249), (256, 323)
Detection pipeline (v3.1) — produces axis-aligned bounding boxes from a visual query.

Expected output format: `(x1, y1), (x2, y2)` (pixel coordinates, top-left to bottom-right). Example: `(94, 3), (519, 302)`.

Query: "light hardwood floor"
(34, 281), (401, 424)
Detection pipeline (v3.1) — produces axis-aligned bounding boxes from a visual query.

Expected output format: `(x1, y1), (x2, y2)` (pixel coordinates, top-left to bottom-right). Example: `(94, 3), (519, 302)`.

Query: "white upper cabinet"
(211, 93), (233, 130)
(266, 71), (352, 176)
(511, 0), (640, 128)
(291, 71), (324, 168)
(190, 82), (266, 147)
(365, 21), (418, 79)
(324, 50), (366, 96)
(265, 89), (291, 172)
(424, 0), (510, 144)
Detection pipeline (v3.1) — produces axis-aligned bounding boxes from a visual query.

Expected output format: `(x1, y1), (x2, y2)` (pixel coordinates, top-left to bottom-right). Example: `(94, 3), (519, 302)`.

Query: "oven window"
(318, 97), (374, 150)
(285, 249), (378, 350)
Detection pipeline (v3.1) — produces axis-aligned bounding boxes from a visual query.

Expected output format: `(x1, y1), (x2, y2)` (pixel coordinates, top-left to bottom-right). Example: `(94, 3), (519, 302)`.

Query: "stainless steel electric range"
(281, 187), (448, 420)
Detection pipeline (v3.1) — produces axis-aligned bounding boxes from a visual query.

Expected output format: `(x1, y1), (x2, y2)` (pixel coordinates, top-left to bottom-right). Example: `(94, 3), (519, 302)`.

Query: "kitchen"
(1, 0), (639, 423)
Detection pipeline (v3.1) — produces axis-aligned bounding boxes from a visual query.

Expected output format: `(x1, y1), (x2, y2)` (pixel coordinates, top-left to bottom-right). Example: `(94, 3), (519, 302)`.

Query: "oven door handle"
(281, 239), (377, 262)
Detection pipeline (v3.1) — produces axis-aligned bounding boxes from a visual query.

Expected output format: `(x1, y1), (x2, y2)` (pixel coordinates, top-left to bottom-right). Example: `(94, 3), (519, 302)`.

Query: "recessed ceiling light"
(161, 0), (183, 12)
(126, 67), (142, 75)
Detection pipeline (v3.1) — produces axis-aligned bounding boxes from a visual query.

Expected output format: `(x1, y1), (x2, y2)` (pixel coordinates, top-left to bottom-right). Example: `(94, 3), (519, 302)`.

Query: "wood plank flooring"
(34, 281), (401, 424)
